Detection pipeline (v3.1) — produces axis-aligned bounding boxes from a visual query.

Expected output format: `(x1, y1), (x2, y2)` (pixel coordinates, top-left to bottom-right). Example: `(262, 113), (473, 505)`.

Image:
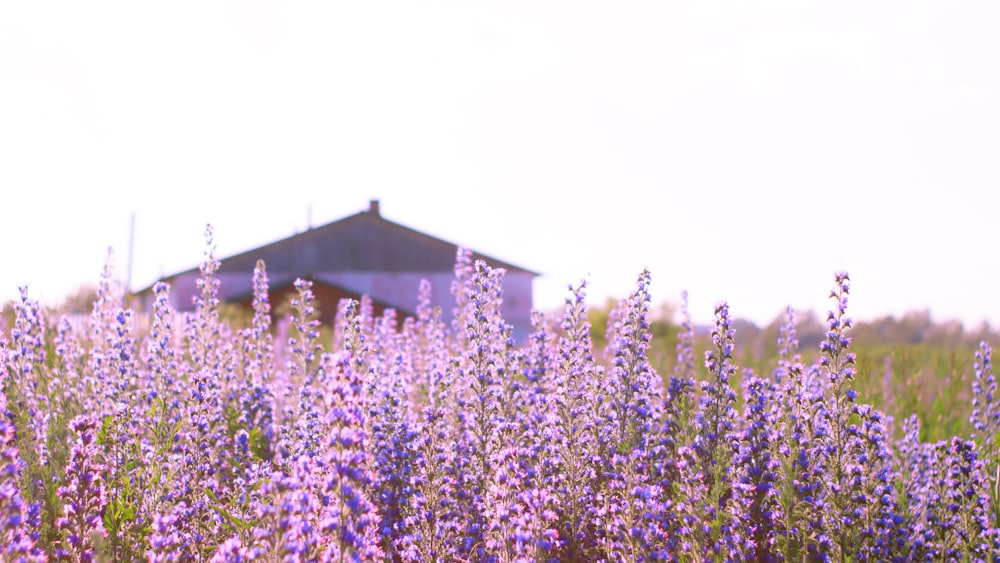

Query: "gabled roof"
(154, 200), (540, 283)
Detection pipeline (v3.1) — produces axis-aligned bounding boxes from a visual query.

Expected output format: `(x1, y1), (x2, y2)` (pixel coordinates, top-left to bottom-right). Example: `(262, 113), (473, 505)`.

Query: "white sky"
(1, 1), (998, 328)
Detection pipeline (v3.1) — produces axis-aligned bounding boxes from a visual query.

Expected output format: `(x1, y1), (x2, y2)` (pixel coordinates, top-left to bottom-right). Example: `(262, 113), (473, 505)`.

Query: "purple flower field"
(2, 232), (999, 562)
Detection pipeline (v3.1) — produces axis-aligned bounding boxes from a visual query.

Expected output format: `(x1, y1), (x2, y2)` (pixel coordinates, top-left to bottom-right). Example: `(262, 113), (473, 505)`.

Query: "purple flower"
(57, 415), (108, 561)
(0, 420), (44, 562)
(734, 375), (783, 562)
(688, 301), (741, 559)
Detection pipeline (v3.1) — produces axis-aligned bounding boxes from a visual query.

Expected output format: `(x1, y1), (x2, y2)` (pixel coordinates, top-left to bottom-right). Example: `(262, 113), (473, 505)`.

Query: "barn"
(136, 200), (539, 341)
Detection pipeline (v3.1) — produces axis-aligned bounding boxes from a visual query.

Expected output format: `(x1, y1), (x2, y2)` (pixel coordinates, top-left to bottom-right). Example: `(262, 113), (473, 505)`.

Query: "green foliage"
(587, 298), (616, 351)
(0, 300), (15, 330)
(218, 302), (254, 330)
(848, 342), (982, 441)
(57, 285), (101, 315)
(583, 299), (998, 440)
(99, 411), (155, 561)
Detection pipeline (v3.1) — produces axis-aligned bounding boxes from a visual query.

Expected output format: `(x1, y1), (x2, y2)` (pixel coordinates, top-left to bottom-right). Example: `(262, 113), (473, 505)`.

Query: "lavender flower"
(850, 404), (902, 561)
(773, 343), (827, 561)
(401, 290), (463, 562)
(657, 373), (699, 561)
(6, 288), (49, 469)
(259, 457), (324, 561)
(692, 301), (740, 560)
(288, 278), (321, 389)
(0, 420), (44, 562)
(550, 281), (604, 561)
(507, 310), (561, 562)
(450, 261), (510, 560)
(211, 534), (262, 562)
(774, 306), (800, 386)
(368, 347), (420, 560)
(56, 415), (108, 562)
(924, 438), (996, 560)
(817, 271), (860, 560)
(316, 351), (383, 562)
(673, 290), (697, 384)
(734, 375), (783, 562)
(594, 270), (665, 561)
(970, 341), (1000, 533)
(652, 291), (701, 560)
(188, 224), (224, 374)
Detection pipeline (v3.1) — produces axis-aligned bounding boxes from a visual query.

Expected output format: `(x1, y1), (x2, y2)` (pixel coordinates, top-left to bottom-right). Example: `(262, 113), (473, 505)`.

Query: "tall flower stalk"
(691, 301), (741, 560)
(818, 272), (859, 561)
(56, 415), (108, 561)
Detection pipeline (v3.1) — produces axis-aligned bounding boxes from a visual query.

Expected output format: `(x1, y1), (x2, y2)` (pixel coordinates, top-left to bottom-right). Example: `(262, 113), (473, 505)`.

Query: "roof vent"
(369, 199), (380, 216)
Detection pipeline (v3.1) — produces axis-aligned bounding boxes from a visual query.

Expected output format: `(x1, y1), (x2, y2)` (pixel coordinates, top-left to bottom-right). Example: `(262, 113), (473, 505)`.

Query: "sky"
(1, 1), (998, 329)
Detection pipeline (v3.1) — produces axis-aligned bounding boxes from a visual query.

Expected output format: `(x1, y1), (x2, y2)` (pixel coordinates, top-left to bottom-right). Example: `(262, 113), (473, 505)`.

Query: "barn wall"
(141, 268), (534, 342)
(315, 270), (534, 341)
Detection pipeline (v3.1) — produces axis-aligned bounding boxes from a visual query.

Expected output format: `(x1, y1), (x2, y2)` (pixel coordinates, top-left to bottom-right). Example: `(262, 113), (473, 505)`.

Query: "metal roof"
(148, 200), (540, 287)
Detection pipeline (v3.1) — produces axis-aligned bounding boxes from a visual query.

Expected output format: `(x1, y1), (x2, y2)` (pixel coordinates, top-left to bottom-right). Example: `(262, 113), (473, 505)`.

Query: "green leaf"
(212, 504), (237, 533)
(205, 488), (221, 504)
(97, 415), (116, 447)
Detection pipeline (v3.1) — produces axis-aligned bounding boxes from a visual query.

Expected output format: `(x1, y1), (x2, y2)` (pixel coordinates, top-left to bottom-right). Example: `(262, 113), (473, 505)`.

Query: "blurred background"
(2, 1), (999, 330)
